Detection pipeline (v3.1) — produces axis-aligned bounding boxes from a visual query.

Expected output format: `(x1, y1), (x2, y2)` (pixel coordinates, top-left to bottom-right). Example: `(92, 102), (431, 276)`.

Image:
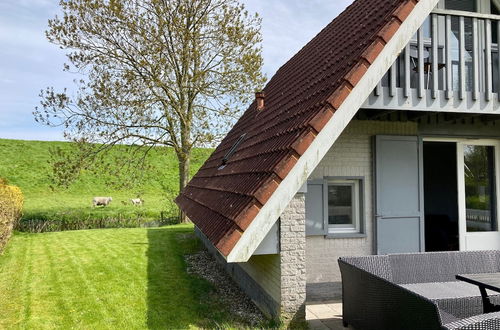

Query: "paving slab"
(324, 302), (343, 314)
(307, 318), (330, 330)
(306, 302), (346, 330)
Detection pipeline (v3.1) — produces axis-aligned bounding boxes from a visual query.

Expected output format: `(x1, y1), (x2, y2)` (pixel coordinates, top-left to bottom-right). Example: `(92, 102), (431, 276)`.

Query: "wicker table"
(456, 273), (500, 313)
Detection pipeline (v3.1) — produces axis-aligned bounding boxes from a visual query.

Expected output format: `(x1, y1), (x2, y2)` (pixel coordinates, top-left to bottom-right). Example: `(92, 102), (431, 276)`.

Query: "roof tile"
(253, 177), (280, 205)
(378, 18), (403, 43)
(309, 105), (335, 132)
(394, 0), (418, 21)
(215, 228), (242, 256)
(233, 203), (261, 231)
(361, 38), (386, 64)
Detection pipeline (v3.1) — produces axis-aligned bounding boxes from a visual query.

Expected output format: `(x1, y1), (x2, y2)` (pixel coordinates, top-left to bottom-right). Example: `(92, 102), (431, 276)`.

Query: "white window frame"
(327, 180), (361, 234)
(305, 176), (365, 237)
(457, 139), (500, 236)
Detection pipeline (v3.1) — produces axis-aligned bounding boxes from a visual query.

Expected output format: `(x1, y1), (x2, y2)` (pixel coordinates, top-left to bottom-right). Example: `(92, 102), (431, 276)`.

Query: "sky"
(0, 0), (353, 141)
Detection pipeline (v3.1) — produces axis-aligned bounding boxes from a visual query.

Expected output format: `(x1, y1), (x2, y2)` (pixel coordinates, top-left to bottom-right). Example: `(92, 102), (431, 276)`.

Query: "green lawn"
(0, 225), (251, 329)
(0, 139), (212, 226)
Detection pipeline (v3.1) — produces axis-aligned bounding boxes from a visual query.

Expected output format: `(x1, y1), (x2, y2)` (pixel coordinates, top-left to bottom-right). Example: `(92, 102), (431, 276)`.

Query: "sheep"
(92, 197), (113, 207)
(130, 198), (144, 206)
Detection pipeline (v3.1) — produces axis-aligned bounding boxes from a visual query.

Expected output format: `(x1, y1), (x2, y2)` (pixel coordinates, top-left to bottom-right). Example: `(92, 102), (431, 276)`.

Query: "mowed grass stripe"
(43, 232), (110, 328)
(56, 233), (126, 328)
(66, 229), (149, 327)
(80, 229), (147, 280)
(0, 234), (31, 328)
(21, 235), (34, 326)
(0, 225), (250, 329)
(41, 236), (76, 327)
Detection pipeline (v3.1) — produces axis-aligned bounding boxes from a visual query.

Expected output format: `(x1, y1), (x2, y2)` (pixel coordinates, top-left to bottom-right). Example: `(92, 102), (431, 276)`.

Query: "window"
(327, 180), (361, 233)
(493, 0), (500, 14)
(445, 0), (477, 12)
(463, 145), (497, 232)
(305, 177), (364, 237)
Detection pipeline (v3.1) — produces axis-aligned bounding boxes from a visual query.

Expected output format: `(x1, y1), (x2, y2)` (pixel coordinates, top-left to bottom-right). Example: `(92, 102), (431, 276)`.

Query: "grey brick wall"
(306, 120), (418, 300)
(279, 193), (307, 323)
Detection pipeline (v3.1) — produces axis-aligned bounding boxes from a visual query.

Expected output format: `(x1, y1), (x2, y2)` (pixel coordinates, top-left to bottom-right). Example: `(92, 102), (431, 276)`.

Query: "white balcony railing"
(363, 9), (500, 114)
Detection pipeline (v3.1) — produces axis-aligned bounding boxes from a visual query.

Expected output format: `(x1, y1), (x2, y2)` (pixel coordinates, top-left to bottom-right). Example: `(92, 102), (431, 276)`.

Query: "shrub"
(16, 213), (178, 233)
(0, 179), (23, 253)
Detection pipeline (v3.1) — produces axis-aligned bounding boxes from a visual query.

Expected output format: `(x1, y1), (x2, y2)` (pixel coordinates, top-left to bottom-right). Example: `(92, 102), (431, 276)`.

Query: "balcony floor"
(363, 87), (500, 115)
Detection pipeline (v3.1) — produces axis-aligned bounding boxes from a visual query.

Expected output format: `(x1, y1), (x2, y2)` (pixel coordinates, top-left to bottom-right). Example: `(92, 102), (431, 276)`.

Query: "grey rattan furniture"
(339, 251), (500, 330)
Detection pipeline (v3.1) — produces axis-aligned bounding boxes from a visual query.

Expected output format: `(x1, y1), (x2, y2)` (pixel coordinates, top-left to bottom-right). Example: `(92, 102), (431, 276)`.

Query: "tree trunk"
(178, 153), (190, 223)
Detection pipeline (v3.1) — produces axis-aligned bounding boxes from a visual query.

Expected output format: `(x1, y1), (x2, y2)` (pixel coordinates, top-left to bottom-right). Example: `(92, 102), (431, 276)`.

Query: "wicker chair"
(339, 251), (500, 329)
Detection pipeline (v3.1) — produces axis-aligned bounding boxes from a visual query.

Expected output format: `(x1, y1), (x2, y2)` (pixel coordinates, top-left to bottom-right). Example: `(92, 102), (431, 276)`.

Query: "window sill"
(325, 233), (367, 239)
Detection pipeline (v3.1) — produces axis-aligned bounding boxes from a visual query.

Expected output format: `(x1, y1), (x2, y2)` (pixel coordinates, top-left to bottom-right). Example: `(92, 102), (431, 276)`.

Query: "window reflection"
(445, 0), (477, 12)
(464, 145), (497, 232)
(328, 185), (353, 225)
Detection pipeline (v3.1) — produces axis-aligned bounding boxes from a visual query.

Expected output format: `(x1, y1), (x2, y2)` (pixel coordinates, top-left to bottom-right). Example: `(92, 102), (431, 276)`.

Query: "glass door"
(458, 140), (500, 250)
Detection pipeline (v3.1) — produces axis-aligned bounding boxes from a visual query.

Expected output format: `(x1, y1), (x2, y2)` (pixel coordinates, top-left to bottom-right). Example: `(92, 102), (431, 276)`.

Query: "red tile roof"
(176, 0), (420, 257)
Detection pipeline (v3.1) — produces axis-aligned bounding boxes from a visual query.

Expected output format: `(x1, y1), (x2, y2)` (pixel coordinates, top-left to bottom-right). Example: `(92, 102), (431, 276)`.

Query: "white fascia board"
(226, 0), (440, 263)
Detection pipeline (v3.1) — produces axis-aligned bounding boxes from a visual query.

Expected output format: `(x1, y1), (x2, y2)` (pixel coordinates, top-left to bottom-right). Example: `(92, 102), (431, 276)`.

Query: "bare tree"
(35, 0), (265, 221)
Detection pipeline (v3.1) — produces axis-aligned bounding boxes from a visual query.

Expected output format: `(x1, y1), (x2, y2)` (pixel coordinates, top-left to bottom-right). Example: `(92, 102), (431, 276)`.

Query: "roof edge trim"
(226, 0), (440, 263)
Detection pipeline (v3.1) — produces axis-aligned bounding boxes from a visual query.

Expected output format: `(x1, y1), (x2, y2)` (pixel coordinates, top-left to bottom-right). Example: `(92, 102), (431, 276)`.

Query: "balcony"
(363, 9), (500, 114)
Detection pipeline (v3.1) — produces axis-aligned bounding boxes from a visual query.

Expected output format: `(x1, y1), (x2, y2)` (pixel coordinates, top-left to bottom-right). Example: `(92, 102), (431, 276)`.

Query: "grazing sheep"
(92, 197), (113, 207)
(130, 198), (144, 206)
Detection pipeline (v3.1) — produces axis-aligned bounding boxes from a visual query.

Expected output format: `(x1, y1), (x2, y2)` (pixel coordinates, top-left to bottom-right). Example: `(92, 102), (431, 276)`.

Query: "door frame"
(423, 137), (500, 250)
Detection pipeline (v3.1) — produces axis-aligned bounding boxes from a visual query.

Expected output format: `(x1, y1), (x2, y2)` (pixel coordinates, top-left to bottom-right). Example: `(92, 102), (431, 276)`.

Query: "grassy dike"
(0, 139), (211, 229)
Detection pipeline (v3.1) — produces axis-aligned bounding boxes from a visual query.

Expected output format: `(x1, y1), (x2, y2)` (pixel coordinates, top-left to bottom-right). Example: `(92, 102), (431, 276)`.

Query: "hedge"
(0, 178), (23, 253)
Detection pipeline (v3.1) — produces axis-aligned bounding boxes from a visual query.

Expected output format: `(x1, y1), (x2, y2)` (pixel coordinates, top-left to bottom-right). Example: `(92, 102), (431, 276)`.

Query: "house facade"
(177, 0), (500, 324)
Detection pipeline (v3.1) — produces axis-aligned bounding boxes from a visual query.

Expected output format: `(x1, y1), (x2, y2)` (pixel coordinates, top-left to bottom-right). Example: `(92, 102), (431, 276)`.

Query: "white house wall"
(306, 120), (418, 301)
(238, 255), (281, 307)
